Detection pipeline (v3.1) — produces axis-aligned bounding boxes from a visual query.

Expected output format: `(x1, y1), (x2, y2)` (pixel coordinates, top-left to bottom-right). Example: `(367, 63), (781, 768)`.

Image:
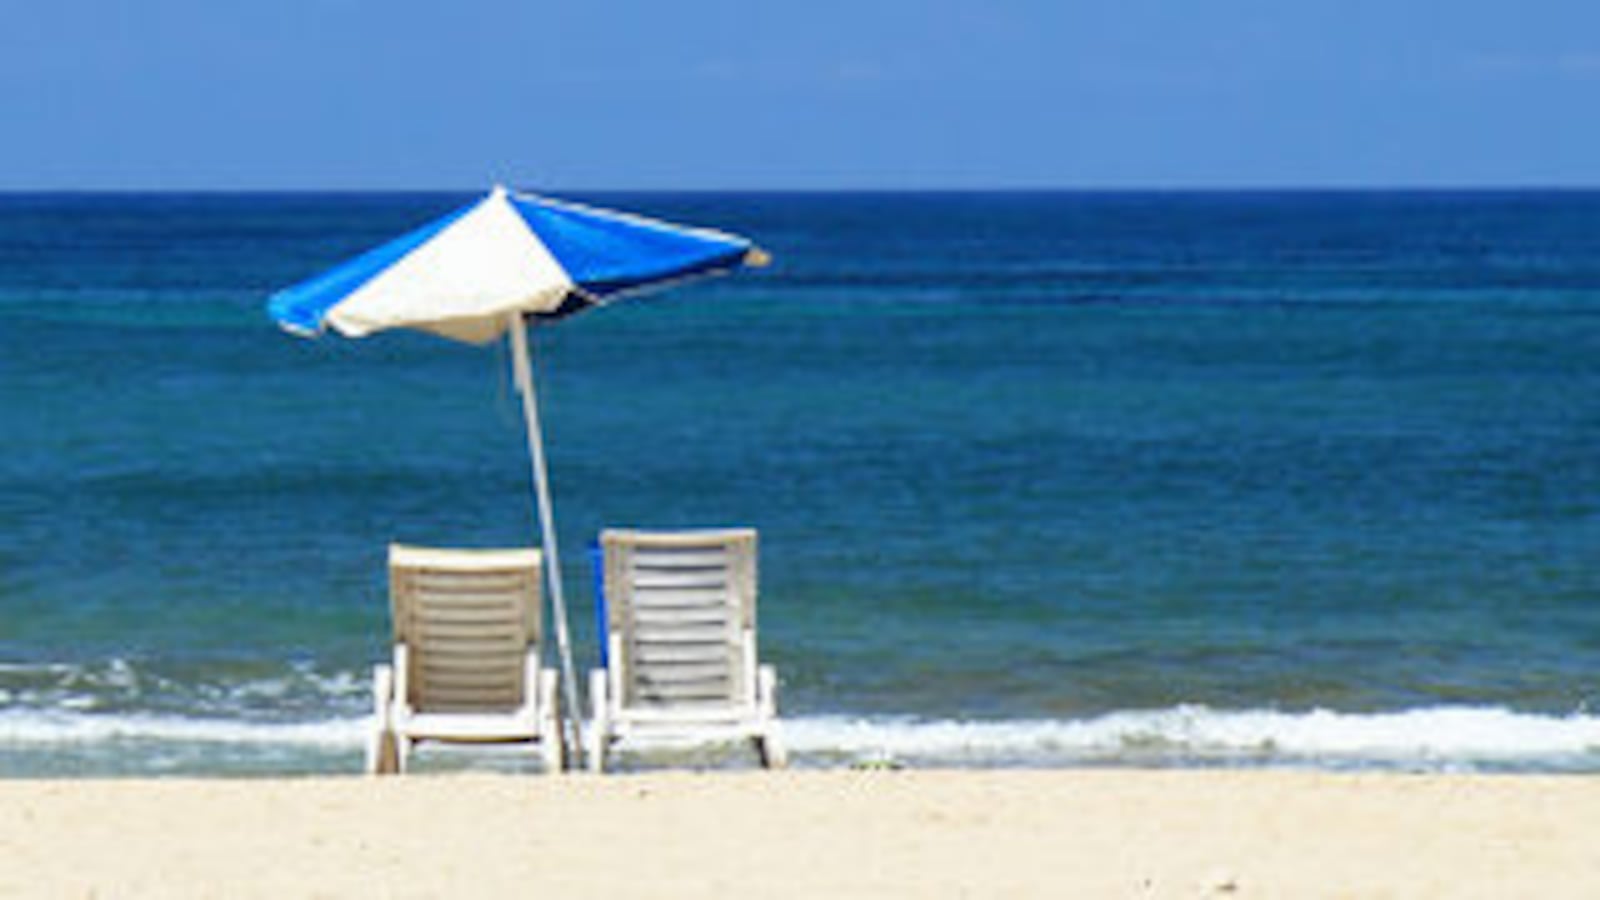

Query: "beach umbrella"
(266, 185), (768, 764)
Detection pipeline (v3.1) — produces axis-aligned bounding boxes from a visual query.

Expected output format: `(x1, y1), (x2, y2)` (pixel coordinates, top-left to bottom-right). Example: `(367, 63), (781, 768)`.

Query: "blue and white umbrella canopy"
(269, 184), (766, 344)
(267, 186), (769, 765)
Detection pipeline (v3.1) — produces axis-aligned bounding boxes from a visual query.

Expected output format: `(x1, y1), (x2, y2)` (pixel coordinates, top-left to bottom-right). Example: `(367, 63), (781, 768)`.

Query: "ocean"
(2, 190), (1599, 775)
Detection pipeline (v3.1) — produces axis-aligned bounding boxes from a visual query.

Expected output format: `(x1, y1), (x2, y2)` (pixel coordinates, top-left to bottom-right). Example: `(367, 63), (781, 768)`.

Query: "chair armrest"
(390, 643), (410, 717)
(587, 667), (611, 773)
(521, 646), (542, 715)
(757, 664), (779, 720)
(741, 629), (759, 705)
(589, 668), (609, 720)
(372, 664), (395, 718)
(367, 664), (399, 775)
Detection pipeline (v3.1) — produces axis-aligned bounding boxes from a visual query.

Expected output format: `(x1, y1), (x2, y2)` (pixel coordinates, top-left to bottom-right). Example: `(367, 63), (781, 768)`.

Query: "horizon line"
(3, 183), (1600, 197)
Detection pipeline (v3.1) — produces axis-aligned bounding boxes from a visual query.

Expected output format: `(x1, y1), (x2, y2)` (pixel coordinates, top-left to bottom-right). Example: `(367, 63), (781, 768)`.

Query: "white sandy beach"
(3, 768), (1598, 898)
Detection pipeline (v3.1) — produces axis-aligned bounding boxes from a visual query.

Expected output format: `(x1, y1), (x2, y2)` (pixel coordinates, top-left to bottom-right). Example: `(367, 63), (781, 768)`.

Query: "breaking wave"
(3, 704), (1598, 774)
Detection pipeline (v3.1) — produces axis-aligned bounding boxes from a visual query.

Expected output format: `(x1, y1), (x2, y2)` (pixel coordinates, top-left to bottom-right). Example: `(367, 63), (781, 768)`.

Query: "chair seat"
(604, 721), (772, 748)
(610, 703), (763, 727)
(397, 710), (544, 742)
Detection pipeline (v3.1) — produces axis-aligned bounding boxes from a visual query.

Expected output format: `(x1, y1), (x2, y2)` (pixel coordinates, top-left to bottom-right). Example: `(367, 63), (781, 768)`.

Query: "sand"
(2, 768), (1597, 898)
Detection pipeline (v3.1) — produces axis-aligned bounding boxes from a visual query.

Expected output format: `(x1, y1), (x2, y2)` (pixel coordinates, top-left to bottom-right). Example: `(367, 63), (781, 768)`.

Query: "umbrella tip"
(744, 247), (773, 268)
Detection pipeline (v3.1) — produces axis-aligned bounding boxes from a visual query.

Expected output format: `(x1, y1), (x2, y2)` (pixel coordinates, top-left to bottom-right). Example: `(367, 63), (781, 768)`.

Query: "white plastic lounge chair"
(588, 528), (785, 771)
(367, 544), (563, 774)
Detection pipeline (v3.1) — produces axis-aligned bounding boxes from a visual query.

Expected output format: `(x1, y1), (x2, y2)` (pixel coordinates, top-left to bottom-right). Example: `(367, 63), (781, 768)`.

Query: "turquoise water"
(3, 191), (1600, 774)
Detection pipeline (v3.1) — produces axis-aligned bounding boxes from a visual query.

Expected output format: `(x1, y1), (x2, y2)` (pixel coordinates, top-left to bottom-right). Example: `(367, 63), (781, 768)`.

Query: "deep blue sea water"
(3, 190), (1600, 774)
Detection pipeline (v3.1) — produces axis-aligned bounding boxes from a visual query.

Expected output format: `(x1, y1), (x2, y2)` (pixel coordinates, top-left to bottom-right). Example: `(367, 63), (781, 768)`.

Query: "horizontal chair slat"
(410, 590), (529, 604)
(630, 550), (732, 568)
(632, 625), (733, 643)
(634, 681), (733, 698)
(633, 686), (734, 704)
(416, 672), (521, 695)
(412, 627), (526, 643)
(634, 635), (732, 652)
(415, 610), (526, 628)
(415, 697), (523, 714)
(417, 651), (521, 666)
(604, 528), (752, 548)
(414, 629), (526, 645)
(635, 660), (735, 682)
(414, 683), (522, 702)
(415, 651), (526, 670)
(630, 584), (735, 601)
(631, 609), (732, 625)
(629, 570), (733, 589)
(633, 653), (730, 668)
(420, 690), (521, 702)
(418, 678), (522, 695)
(415, 616), (526, 633)
(405, 575), (532, 590)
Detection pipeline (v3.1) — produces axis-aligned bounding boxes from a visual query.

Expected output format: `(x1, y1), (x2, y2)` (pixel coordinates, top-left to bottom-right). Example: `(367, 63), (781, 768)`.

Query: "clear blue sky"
(5, 1), (1598, 190)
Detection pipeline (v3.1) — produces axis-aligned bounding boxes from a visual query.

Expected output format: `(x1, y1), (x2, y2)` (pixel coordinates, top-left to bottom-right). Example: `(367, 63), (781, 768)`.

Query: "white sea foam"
(784, 706), (1600, 769)
(0, 657), (368, 719)
(0, 710), (366, 748)
(1, 705), (1597, 771)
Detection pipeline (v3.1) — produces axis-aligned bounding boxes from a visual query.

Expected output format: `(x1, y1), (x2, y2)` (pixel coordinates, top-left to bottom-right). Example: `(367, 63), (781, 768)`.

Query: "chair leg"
(754, 664), (786, 768)
(754, 731), (788, 770)
(369, 729), (400, 775)
(539, 668), (564, 774)
(367, 664), (400, 776)
(543, 733), (565, 774)
(588, 669), (610, 773)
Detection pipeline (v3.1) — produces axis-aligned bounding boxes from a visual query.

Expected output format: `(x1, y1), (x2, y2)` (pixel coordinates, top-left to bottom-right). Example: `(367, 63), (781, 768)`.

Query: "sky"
(3, 0), (1599, 190)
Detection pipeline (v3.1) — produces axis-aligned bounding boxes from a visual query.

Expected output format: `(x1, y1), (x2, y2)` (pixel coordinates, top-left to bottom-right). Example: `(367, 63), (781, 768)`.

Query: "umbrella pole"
(510, 314), (584, 768)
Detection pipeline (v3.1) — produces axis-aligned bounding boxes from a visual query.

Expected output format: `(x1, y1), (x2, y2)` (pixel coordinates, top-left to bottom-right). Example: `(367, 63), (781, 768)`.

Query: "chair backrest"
(601, 528), (757, 711)
(389, 545), (542, 713)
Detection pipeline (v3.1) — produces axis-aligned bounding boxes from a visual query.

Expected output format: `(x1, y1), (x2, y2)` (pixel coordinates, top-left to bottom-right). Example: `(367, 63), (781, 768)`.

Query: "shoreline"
(5, 703), (1600, 776)
(4, 768), (1597, 897)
